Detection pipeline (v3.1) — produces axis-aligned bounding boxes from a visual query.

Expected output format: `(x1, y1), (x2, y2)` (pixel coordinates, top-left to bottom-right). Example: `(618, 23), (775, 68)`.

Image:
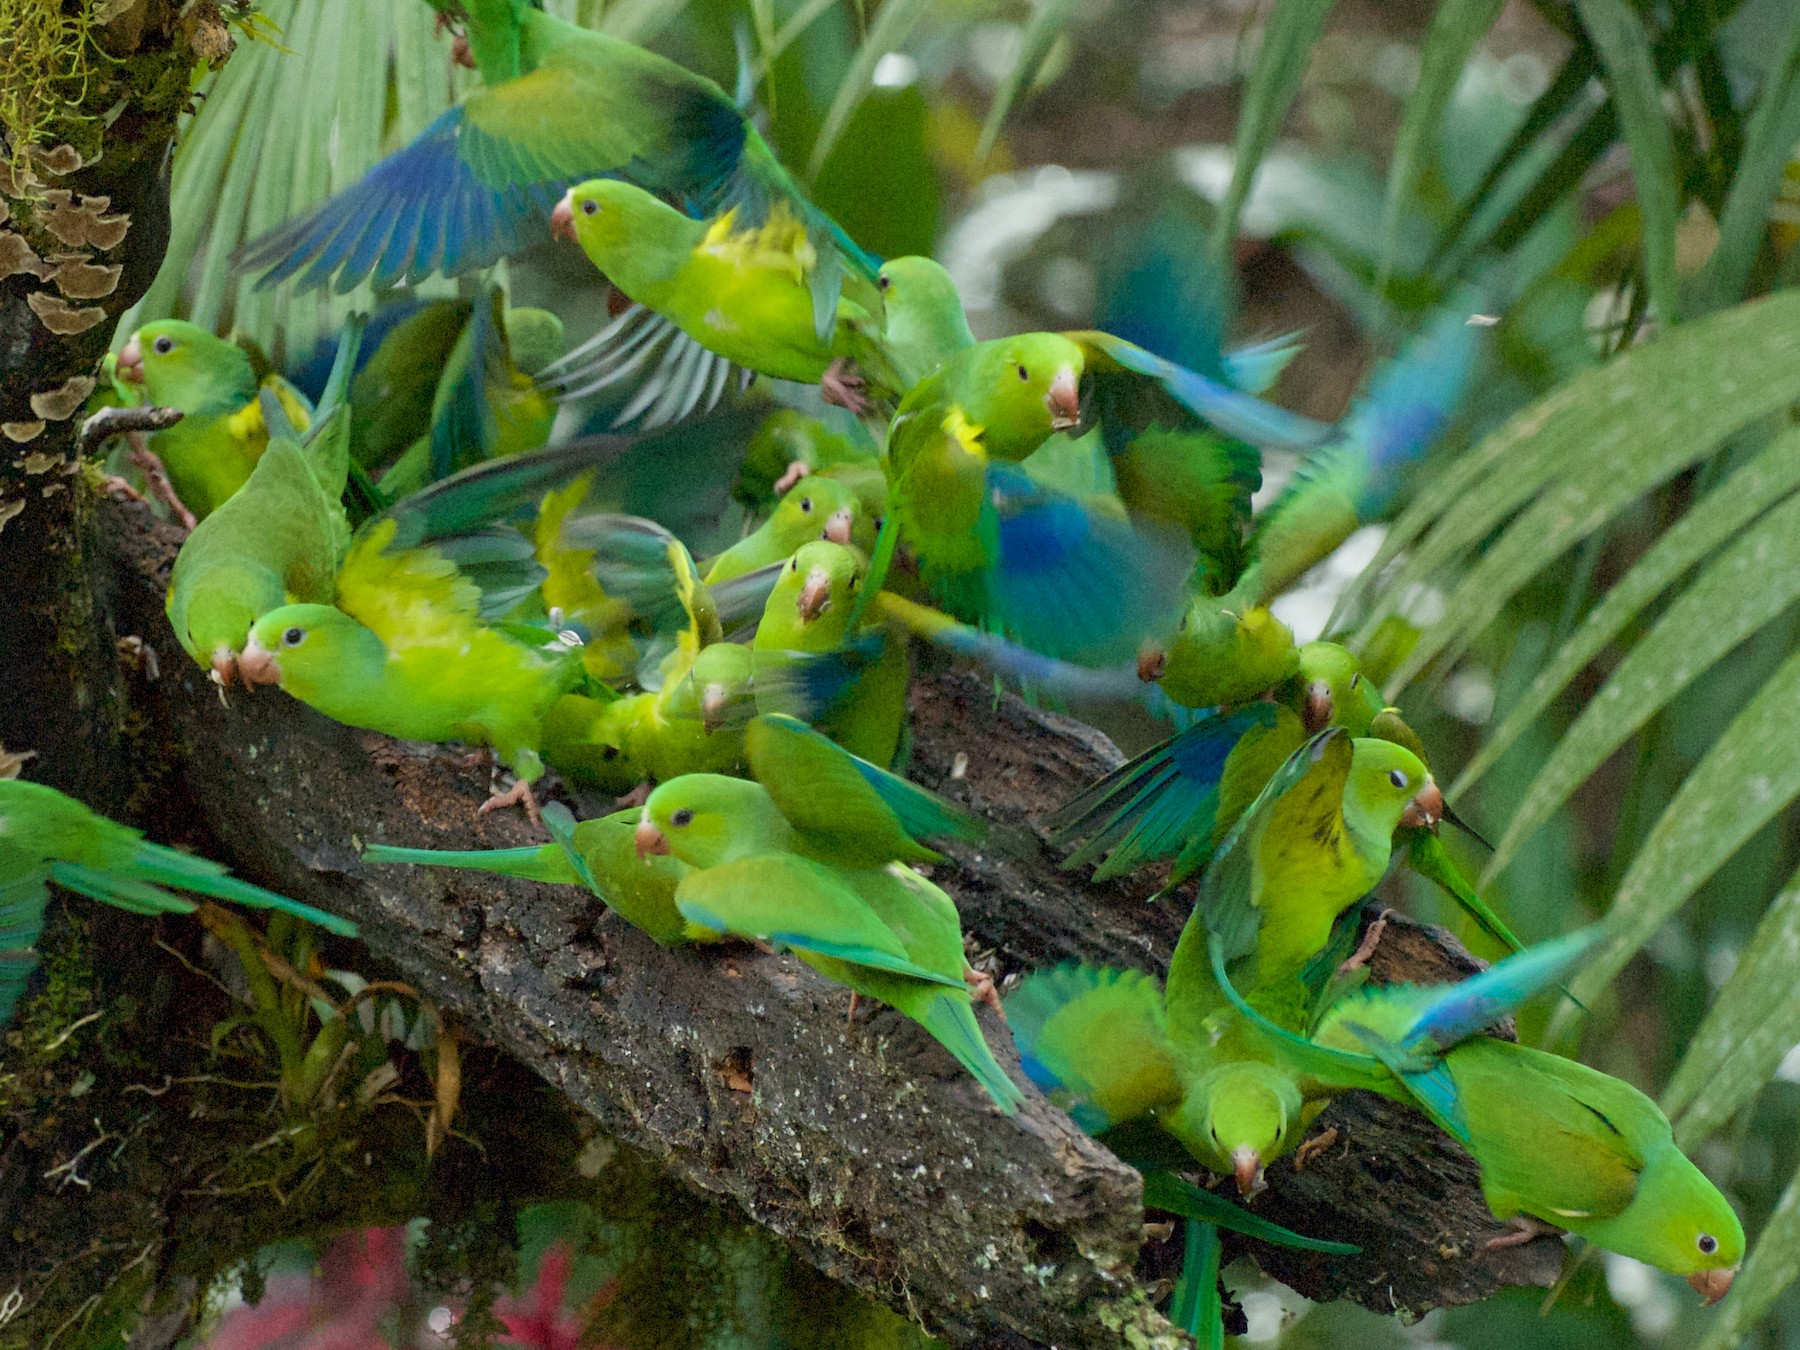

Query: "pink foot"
(1337, 909), (1394, 977)
(772, 460), (812, 495)
(819, 358), (869, 415)
(613, 782), (651, 810)
(964, 965), (1005, 1021)
(127, 438), (196, 530)
(1483, 1215), (1561, 1250)
(478, 776), (541, 826)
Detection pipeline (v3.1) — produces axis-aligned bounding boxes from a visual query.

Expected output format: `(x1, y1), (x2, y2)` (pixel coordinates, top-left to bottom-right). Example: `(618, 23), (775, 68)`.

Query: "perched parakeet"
(752, 541), (909, 766)
(114, 319), (314, 520)
(636, 728), (1019, 1112)
(703, 475), (870, 585)
(1, 778), (356, 1026)
(241, 0), (876, 344)
(732, 407), (880, 510)
(165, 319), (363, 684)
(365, 806), (696, 945)
(1048, 641), (1382, 887)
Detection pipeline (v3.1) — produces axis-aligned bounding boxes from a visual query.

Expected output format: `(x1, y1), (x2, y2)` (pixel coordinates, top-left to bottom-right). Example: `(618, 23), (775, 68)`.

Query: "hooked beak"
(1688, 1268), (1735, 1305)
(634, 818), (670, 860)
(797, 566), (833, 623)
(1232, 1146), (1264, 1199)
(1303, 680), (1333, 734)
(1136, 643), (1166, 684)
(550, 191), (578, 245)
(1046, 365), (1080, 431)
(1400, 779), (1444, 830)
(822, 506), (854, 545)
(236, 636), (281, 687)
(210, 646), (238, 688)
(701, 681), (729, 731)
(116, 334), (144, 385)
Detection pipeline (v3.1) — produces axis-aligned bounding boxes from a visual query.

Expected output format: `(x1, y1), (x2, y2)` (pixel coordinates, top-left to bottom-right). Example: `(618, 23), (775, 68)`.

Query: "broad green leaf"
(1696, 1153), (1800, 1350)
(1690, 8), (1800, 313)
(1453, 425), (1800, 799)
(1209, 0), (1334, 263)
(1665, 865), (1800, 1149)
(974, 0), (1080, 165)
(1353, 290), (1800, 687)
(1483, 486), (1800, 881)
(1559, 644), (1800, 1025)
(1376, 0), (1504, 292)
(1575, 0), (1682, 325)
(807, 0), (933, 176)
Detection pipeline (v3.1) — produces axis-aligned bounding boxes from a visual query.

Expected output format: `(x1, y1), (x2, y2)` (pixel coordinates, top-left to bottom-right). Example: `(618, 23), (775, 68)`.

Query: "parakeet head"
(1163, 1061), (1302, 1196)
(637, 773), (794, 868)
(240, 604), (382, 701)
(171, 567), (271, 686)
(665, 642), (755, 731)
(878, 257), (973, 358)
(553, 179), (679, 270)
(502, 306), (566, 377)
(116, 320), (257, 412)
(1292, 642), (1383, 736)
(541, 692), (646, 795)
(1613, 1150), (1744, 1294)
(760, 540), (866, 640)
(1346, 738), (1440, 840)
(949, 334), (1085, 459)
(766, 475), (869, 556)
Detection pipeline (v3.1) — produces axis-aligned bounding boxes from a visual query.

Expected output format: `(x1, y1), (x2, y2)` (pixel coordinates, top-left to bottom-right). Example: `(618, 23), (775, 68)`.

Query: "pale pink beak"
(1400, 779), (1444, 830)
(550, 192), (578, 244)
(237, 636), (281, 687)
(449, 33), (476, 68)
(1046, 365), (1080, 431)
(1689, 1268), (1734, 1305)
(116, 334), (144, 384)
(210, 646), (238, 688)
(634, 818), (670, 860)
(1137, 643), (1166, 684)
(1232, 1146), (1264, 1198)
(822, 507), (854, 545)
(701, 681), (729, 731)
(798, 567), (833, 622)
(1303, 680), (1333, 734)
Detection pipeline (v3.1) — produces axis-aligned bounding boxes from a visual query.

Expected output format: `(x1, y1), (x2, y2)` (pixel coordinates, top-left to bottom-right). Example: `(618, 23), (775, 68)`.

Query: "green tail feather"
(1170, 1220), (1223, 1349)
(362, 841), (577, 886)
(119, 846), (357, 936)
(920, 991), (1024, 1115)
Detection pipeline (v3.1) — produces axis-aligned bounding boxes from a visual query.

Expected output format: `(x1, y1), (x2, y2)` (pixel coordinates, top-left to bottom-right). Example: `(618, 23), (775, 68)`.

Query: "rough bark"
(4, 501), (1563, 1348)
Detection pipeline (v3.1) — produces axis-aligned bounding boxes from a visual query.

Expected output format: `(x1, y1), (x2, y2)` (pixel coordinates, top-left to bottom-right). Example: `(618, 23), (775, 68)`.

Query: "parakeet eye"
(799, 497), (813, 513)
(581, 198), (599, 216)
(600, 745), (618, 761)
(153, 335), (175, 355)
(878, 274), (891, 292)
(1698, 1234), (1719, 1254)
(1016, 364), (1029, 381)
(1387, 769), (1408, 789)
(670, 808), (694, 828)
(282, 627), (305, 647)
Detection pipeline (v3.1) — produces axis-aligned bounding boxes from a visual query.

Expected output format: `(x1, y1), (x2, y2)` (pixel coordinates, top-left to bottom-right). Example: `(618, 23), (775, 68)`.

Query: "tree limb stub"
(102, 503), (1561, 1346)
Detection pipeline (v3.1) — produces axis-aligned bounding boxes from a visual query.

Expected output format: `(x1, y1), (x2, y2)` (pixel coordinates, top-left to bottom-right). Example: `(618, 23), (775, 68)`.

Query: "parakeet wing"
(673, 854), (963, 987)
(1006, 963), (1182, 1133)
(746, 713), (984, 859)
(538, 302), (754, 431)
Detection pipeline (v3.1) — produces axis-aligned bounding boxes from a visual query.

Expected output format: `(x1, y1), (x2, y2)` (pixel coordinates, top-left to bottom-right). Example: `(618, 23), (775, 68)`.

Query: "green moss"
(0, 0), (94, 179)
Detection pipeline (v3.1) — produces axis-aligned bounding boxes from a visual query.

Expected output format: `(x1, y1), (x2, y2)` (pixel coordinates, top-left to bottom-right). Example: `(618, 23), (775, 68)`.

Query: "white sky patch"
(939, 166), (1118, 316)
(1268, 525), (1388, 645)
(1606, 1252), (1680, 1339)
(871, 52), (918, 88)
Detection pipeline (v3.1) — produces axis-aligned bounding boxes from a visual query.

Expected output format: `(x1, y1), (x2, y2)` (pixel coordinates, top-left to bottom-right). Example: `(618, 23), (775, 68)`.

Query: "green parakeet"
(1, 778), (356, 1026)
(703, 474), (872, 584)
(752, 540), (909, 766)
(365, 805), (697, 945)
(732, 407), (880, 511)
(636, 739), (1018, 1112)
(165, 319), (363, 684)
(241, 0), (877, 346)
(115, 319), (314, 520)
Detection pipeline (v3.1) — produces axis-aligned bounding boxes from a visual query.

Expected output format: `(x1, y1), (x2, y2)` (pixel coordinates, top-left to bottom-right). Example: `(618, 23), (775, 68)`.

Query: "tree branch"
(36, 502), (1562, 1347)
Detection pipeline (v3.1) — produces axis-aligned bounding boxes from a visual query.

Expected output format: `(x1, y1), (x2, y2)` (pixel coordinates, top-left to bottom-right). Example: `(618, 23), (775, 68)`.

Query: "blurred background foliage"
(130, 0), (1800, 1346)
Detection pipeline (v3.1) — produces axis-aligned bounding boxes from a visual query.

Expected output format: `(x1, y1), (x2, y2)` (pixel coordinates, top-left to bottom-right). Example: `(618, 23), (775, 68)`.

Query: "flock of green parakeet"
(1, 0), (1747, 1335)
